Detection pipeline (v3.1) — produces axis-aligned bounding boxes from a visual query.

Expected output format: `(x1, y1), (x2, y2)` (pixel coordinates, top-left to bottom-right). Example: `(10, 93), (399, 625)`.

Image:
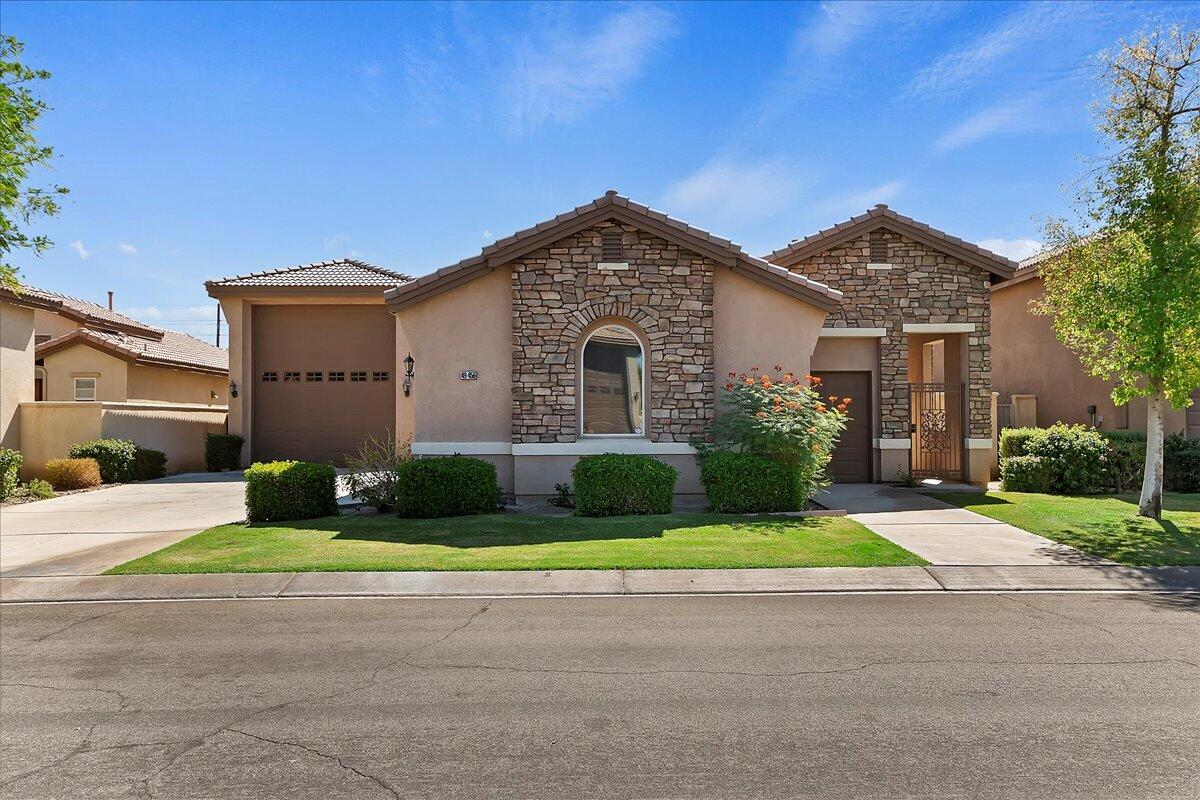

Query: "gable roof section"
(206, 259), (413, 296)
(992, 232), (1107, 292)
(383, 190), (843, 313)
(36, 327), (228, 375)
(4, 284), (164, 338)
(763, 204), (1016, 280)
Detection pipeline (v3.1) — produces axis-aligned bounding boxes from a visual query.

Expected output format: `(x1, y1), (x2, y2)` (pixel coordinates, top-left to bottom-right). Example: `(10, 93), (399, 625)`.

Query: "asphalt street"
(1, 592), (1198, 799)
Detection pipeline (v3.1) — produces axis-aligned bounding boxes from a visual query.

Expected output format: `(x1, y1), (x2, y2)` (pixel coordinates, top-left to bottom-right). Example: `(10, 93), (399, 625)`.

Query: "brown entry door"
(252, 305), (396, 464)
(812, 371), (872, 483)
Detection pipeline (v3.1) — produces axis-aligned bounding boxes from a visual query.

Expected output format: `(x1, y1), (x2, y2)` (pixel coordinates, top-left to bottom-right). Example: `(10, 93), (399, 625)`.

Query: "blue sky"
(7, 0), (1198, 344)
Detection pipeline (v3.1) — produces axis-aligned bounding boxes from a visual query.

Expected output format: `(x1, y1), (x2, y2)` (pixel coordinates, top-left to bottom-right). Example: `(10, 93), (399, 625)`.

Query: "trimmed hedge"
(572, 453), (677, 517)
(700, 452), (796, 513)
(1000, 455), (1051, 493)
(0, 448), (21, 501)
(1100, 431), (1146, 493)
(998, 427), (1042, 461)
(1024, 423), (1108, 494)
(132, 447), (168, 481)
(68, 438), (137, 483)
(45, 458), (102, 490)
(205, 433), (244, 472)
(245, 461), (338, 523)
(1165, 434), (1200, 492)
(394, 456), (501, 519)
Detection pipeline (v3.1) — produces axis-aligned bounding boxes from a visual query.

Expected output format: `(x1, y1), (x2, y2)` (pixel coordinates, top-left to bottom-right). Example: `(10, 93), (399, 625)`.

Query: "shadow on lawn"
(256, 514), (826, 549)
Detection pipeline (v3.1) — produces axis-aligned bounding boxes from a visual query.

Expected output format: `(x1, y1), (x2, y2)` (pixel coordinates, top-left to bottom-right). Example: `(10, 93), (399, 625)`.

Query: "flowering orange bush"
(698, 366), (851, 504)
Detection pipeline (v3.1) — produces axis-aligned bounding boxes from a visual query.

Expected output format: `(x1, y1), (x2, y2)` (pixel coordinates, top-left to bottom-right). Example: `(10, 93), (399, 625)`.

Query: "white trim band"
(412, 441), (512, 456)
(901, 323), (976, 334)
(865, 263), (892, 270)
(819, 327), (887, 338)
(512, 440), (695, 456)
(964, 438), (994, 450)
(874, 438), (912, 450)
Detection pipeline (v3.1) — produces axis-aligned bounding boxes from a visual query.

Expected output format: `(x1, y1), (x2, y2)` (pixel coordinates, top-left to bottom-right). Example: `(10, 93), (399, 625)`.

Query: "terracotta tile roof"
(13, 285), (163, 337)
(763, 204), (1017, 279)
(207, 259), (412, 288)
(385, 190), (843, 312)
(36, 327), (228, 375)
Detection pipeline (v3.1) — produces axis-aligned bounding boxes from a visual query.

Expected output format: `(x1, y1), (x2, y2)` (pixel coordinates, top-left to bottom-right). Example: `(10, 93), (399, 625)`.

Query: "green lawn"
(107, 512), (927, 574)
(929, 491), (1200, 566)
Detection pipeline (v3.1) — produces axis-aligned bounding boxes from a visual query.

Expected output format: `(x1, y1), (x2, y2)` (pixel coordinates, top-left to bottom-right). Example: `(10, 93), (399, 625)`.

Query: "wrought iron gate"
(909, 382), (964, 479)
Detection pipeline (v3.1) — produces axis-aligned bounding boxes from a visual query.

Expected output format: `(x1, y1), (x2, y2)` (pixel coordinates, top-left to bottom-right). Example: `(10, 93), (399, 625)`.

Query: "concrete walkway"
(816, 484), (1106, 566)
(0, 472), (245, 577)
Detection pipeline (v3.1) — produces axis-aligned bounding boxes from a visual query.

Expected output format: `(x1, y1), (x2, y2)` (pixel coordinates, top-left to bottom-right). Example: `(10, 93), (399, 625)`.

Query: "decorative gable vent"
(869, 230), (889, 263)
(601, 229), (624, 263)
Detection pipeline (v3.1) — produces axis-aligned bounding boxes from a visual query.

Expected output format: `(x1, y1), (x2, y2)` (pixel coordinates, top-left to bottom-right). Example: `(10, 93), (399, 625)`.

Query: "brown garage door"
(252, 305), (395, 464)
(812, 371), (872, 483)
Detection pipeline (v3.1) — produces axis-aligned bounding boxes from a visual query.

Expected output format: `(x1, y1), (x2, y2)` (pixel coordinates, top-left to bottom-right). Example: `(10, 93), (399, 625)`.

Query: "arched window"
(581, 324), (644, 436)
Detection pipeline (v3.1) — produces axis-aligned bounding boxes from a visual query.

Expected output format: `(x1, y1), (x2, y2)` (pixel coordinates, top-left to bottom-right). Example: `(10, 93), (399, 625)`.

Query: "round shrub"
(700, 452), (796, 513)
(24, 478), (56, 500)
(1025, 423), (1108, 494)
(205, 433), (244, 472)
(132, 447), (168, 481)
(245, 461), (338, 523)
(0, 448), (22, 501)
(572, 453), (677, 517)
(1100, 431), (1146, 493)
(1000, 455), (1051, 493)
(44, 458), (102, 490)
(1165, 434), (1200, 492)
(395, 456), (502, 519)
(998, 427), (1044, 462)
(68, 438), (136, 483)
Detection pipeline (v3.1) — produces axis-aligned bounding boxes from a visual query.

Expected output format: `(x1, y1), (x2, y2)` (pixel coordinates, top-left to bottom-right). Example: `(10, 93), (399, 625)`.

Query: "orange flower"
(783, 372), (794, 382)
(837, 403), (848, 412)
(810, 375), (822, 385)
(761, 375), (772, 388)
(829, 395), (838, 402)
(816, 403), (827, 413)
(744, 377), (755, 386)
(842, 397), (852, 404)
(725, 382), (734, 390)
(756, 411), (769, 419)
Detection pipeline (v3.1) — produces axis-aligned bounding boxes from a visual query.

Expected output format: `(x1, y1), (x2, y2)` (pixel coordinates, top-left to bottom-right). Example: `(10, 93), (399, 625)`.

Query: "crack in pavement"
(998, 592), (1125, 641)
(226, 728), (401, 800)
(22, 609), (122, 647)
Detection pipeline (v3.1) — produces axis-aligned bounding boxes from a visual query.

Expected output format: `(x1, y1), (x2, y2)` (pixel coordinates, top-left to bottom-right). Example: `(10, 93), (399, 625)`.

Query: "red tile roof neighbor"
(5, 285), (163, 337)
(383, 190), (844, 312)
(764, 203), (1017, 280)
(206, 259), (412, 290)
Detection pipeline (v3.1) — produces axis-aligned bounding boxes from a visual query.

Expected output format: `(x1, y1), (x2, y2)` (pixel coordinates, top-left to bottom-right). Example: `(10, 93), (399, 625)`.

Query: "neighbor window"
(73, 377), (97, 401)
(581, 324), (644, 435)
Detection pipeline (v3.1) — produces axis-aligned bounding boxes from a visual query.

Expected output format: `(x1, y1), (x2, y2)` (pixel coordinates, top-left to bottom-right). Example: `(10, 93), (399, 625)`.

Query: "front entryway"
(812, 371), (871, 482)
(909, 382), (963, 479)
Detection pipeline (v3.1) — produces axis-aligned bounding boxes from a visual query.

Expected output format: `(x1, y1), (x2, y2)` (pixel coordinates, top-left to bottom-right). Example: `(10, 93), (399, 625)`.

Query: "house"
(1, 284), (230, 474)
(209, 191), (1017, 495)
(991, 250), (1200, 438)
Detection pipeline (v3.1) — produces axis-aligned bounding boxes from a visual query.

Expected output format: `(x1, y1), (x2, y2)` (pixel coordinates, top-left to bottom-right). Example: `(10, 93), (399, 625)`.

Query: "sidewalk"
(3, 564), (1199, 603)
(817, 484), (1103, 565)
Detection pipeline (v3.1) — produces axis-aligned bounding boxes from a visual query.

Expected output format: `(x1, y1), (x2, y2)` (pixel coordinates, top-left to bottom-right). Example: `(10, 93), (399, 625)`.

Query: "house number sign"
(459, 370), (479, 381)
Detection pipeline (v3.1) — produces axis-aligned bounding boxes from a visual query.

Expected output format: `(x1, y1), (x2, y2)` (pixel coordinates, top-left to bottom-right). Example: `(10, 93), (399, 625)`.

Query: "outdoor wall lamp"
(229, 381), (239, 399)
(403, 353), (415, 397)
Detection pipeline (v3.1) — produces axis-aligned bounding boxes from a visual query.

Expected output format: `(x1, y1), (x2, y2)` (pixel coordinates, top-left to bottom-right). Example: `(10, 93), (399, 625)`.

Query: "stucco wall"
(395, 268), (512, 443)
(713, 269), (826, 384)
(127, 364), (226, 406)
(992, 275), (1187, 435)
(16, 402), (101, 478)
(40, 345), (129, 402)
(1, 302), (36, 449)
(32, 308), (80, 340)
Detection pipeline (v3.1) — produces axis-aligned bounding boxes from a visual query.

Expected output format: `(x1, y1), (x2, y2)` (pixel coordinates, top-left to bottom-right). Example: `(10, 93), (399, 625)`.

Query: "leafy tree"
(1, 35), (68, 290)
(1036, 27), (1200, 519)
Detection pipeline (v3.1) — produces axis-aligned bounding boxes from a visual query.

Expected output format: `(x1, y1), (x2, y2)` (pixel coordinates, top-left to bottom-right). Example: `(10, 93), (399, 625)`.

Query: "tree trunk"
(1138, 389), (1164, 520)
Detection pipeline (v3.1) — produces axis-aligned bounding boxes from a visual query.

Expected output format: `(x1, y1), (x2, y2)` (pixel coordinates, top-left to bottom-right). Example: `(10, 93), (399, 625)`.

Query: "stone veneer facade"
(790, 229), (993, 440)
(511, 223), (715, 443)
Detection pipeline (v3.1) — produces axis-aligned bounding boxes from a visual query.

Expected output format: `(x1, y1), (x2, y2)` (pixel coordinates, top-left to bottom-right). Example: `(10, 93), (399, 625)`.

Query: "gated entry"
(909, 382), (964, 479)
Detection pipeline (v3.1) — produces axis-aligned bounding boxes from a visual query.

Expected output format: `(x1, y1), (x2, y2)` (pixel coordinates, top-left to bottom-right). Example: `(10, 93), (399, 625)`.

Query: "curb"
(2, 565), (1199, 603)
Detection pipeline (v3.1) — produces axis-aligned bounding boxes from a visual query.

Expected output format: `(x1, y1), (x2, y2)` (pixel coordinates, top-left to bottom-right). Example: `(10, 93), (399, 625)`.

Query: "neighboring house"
(1, 287), (63, 450)
(19, 286), (228, 406)
(210, 191), (1016, 494)
(991, 249), (1199, 438)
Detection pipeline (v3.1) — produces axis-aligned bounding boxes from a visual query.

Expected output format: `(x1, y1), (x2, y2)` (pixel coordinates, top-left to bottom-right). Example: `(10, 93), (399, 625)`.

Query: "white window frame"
(578, 323), (647, 439)
(73, 376), (97, 401)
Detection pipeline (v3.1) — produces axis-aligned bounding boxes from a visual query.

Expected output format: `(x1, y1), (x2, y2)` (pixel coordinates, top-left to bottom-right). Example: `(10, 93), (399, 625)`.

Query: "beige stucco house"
(992, 254), (1199, 438)
(210, 191), (1017, 495)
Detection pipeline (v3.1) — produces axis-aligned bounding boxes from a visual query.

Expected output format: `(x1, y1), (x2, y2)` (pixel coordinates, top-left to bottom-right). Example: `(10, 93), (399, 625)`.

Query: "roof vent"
(869, 230), (888, 263)
(601, 230), (623, 263)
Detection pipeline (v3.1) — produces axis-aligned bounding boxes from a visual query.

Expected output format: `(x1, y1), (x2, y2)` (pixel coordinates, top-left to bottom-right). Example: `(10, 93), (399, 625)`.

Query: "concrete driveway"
(0, 472), (245, 577)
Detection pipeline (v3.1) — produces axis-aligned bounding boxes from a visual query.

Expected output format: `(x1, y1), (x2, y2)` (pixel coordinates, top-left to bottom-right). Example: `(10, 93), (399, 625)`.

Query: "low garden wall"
(18, 401), (227, 478)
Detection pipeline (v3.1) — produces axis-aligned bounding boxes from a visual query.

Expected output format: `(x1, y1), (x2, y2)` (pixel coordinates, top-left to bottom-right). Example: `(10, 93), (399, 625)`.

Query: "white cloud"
(797, 0), (877, 59)
(482, 230), (493, 240)
(837, 181), (906, 212)
(502, 5), (678, 133)
(69, 240), (89, 259)
(662, 158), (804, 222)
(978, 238), (1044, 262)
(934, 95), (1042, 151)
(117, 243), (138, 255)
(119, 304), (214, 322)
(908, 3), (1088, 97)
(323, 233), (352, 250)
